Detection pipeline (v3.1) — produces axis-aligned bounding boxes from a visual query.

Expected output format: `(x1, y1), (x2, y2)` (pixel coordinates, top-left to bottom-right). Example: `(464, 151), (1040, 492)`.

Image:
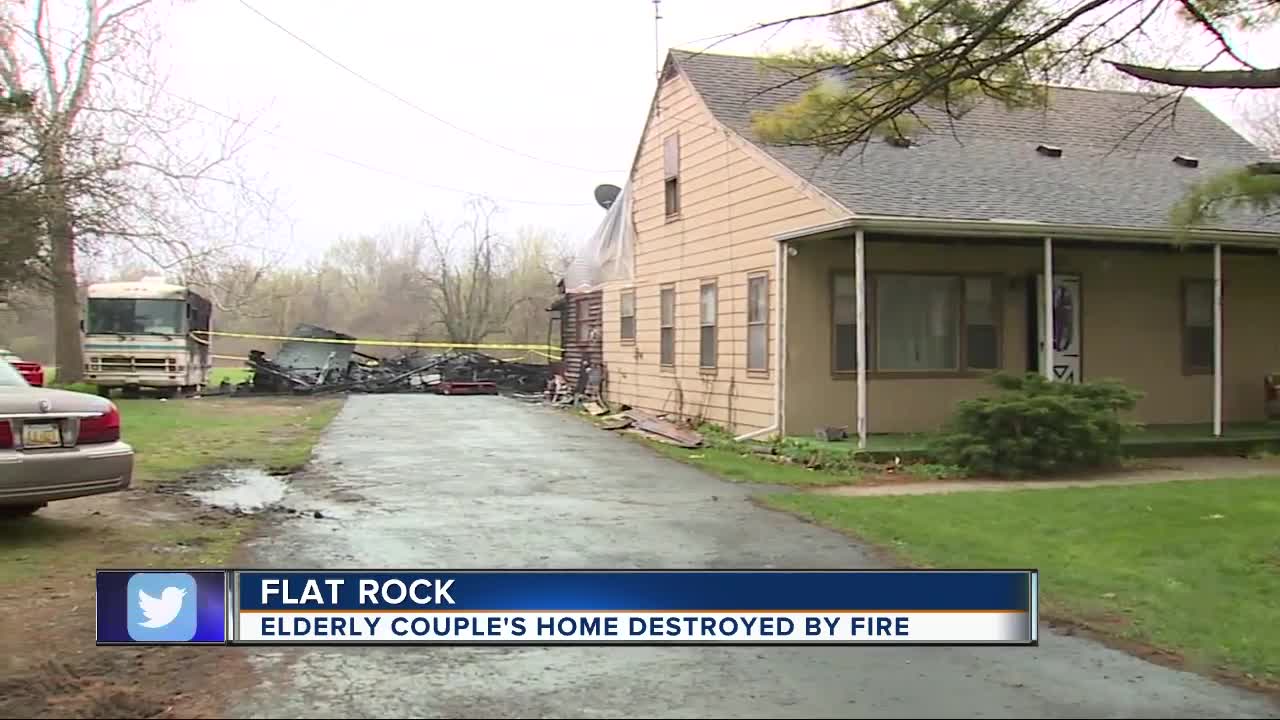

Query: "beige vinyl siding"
(600, 71), (844, 433)
(784, 236), (1280, 434)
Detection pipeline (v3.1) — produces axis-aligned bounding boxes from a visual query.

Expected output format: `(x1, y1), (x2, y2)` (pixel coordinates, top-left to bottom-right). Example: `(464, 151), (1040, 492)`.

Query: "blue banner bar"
(236, 570), (1033, 612)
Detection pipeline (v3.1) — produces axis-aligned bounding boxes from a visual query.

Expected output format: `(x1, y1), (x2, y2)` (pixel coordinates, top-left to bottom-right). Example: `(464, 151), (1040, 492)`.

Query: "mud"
(188, 469), (288, 513)
(230, 396), (1280, 719)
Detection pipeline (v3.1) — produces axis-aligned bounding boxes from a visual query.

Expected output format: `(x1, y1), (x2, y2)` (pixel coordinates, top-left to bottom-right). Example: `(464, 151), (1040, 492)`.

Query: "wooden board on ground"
(622, 409), (703, 448)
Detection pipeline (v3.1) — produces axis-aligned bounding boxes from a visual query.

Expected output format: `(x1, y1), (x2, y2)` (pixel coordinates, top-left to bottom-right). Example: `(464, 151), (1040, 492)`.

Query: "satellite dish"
(594, 184), (622, 210)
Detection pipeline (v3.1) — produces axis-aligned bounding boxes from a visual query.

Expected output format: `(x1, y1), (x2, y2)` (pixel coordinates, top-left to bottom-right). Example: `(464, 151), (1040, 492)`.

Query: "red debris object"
(436, 380), (498, 396)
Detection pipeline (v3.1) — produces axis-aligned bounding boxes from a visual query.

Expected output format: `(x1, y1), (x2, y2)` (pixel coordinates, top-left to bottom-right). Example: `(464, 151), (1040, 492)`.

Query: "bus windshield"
(87, 298), (186, 336)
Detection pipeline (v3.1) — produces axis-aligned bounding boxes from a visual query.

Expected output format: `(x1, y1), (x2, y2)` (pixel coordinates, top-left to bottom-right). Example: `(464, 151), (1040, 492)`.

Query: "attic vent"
(1173, 155), (1199, 168)
(1036, 144), (1063, 158)
(885, 135), (913, 148)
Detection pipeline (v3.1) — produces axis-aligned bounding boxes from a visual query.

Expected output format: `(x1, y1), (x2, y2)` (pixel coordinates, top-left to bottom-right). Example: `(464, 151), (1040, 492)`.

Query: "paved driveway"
(231, 395), (1278, 719)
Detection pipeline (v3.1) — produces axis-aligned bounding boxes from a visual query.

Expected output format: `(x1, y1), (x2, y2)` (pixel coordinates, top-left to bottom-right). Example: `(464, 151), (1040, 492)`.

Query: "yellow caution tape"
(190, 330), (563, 359)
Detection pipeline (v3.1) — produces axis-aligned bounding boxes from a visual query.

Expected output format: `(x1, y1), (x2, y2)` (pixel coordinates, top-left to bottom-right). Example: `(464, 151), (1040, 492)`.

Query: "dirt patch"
(1, 479), (302, 718)
(0, 486), (258, 719)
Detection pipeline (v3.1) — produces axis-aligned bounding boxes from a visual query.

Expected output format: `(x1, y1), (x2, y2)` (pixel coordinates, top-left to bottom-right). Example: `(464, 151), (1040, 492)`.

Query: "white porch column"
(1214, 243), (1223, 437)
(1043, 237), (1054, 381)
(855, 229), (867, 449)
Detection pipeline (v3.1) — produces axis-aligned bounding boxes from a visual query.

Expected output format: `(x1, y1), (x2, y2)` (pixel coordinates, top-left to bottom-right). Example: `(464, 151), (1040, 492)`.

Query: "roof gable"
(671, 49), (1280, 235)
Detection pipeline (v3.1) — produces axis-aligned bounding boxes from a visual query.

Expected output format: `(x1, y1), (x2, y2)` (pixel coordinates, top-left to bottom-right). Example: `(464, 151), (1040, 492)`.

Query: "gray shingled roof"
(671, 50), (1280, 235)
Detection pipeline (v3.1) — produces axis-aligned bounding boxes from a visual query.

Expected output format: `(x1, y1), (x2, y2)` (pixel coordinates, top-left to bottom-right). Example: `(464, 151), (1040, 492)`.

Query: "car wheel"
(0, 504), (44, 518)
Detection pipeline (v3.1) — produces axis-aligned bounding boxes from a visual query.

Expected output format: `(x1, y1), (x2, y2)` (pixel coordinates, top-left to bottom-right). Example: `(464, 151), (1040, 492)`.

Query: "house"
(594, 49), (1280, 443)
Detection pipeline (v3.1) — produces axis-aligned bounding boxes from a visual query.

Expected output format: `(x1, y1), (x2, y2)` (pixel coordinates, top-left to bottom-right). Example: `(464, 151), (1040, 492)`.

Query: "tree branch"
(1177, 0), (1255, 69)
(1107, 60), (1280, 87)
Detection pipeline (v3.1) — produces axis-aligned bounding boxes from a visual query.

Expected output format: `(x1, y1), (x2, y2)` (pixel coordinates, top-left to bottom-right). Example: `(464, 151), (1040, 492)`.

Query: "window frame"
(830, 270), (1004, 378)
(663, 133), (681, 220)
(659, 284), (676, 368)
(575, 297), (593, 345)
(699, 280), (717, 370)
(619, 289), (636, 344)
(746, 272), (769, 372)
(1182, 277), (1218, 376)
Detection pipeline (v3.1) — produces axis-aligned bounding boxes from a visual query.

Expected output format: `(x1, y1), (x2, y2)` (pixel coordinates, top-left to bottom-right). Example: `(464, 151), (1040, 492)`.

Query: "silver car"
(0, 360), (134, 517)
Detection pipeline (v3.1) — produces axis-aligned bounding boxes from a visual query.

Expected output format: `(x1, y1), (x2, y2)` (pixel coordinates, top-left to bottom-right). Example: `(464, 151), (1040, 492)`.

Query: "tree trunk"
(43, 144), (83, 383)
(49, 198), (83, 384)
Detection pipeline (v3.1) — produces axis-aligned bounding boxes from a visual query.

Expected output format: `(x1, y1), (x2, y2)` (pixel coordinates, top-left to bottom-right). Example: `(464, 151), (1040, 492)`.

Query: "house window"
(663, 133), (680, 219)
(964, 277), (998, 370)
(1184, 279), (1215, 373)
(876, 275), (959, 371)
(832, 273), (858, 372)
(699, 281), (717, 368)
(576, 298), (593, 343)
(659, 285), (675, 366)
(833, 272), (1001, 374)
(747, 273), (768, 371)
(620, 290), (636, 342)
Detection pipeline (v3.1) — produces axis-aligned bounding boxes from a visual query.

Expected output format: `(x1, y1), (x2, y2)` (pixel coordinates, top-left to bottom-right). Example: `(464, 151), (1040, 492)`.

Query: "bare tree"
(1238, 90), (1280, 154)
(425, 199), (518, 345)
(0, 0), (270, 381)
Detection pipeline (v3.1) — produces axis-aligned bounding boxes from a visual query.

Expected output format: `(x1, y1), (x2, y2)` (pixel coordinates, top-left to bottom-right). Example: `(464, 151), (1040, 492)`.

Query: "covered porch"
(771, 217), (1280, 446)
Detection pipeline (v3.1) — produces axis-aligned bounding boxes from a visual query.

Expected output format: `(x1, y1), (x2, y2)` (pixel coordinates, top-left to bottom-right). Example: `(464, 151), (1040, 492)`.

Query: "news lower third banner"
(97, 570), (1039, 646)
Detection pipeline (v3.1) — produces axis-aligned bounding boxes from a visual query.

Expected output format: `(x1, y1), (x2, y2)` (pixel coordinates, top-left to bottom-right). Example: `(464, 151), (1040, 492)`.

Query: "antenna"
(653, 0), (663, 80)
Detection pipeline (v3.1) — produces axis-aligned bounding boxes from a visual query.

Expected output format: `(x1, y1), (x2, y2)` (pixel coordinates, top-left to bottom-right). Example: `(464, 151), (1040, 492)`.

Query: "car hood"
(0, 386), (113, 415)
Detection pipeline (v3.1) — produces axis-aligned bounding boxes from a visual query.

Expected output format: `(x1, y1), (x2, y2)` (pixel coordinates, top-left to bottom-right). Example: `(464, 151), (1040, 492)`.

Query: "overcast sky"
(44, 1), (1280, 268)
(150, 0), (842, 265)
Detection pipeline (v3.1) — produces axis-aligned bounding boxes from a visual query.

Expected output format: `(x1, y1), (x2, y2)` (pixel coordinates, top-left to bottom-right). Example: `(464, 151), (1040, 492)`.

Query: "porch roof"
(772, 214), (1280, 249)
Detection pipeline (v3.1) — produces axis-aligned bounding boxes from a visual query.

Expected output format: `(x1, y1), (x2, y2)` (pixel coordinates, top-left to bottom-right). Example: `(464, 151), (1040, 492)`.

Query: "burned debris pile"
(226, 324), (552, 397)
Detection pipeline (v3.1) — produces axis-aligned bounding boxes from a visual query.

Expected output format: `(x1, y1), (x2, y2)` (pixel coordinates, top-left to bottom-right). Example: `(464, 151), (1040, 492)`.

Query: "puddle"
(188, 468), (288, 513)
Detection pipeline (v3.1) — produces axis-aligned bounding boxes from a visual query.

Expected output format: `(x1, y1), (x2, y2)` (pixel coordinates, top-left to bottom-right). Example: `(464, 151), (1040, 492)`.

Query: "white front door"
(1036, 274), (1082, 383)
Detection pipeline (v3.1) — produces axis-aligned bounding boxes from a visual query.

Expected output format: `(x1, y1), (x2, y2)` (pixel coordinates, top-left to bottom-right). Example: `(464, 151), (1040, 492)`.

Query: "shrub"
(927, 373), (1143, 479)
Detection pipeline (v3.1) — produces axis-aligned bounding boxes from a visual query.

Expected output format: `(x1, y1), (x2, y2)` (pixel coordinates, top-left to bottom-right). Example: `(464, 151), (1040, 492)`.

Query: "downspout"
(735, 238), (787, 441)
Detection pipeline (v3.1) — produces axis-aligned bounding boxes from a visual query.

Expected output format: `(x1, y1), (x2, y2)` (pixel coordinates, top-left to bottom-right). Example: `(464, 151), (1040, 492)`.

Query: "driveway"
(230, 395), (1278, 719)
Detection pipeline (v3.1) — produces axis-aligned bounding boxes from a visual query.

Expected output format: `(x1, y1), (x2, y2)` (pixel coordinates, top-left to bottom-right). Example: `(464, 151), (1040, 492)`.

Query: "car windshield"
(0, 359), (30, 387)
(87, 298), (185, 335)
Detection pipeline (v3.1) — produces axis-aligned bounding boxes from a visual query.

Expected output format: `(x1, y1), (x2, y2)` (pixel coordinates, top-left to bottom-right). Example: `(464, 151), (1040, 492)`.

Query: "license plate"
(22, 422), (62, 449)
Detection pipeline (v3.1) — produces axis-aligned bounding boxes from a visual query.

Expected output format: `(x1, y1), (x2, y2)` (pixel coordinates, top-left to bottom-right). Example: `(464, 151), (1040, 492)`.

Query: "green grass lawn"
(764, 478), (1280, 684)
(119, 396), (340, 481)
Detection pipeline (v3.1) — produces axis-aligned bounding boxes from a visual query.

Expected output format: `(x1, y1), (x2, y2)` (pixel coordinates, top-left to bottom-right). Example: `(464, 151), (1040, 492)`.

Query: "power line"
(14, 28), (596, 208)
(238, 0), (626, 176)
(170, 95), (598, 208)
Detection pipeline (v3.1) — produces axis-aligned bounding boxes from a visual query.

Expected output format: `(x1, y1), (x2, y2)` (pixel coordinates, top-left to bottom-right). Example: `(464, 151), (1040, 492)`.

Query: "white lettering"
(299, 579), (323, 605)
(408, 579), (433, 604)
(358, 579), (379, 605)
(324, 578), (344, 604)
(260, 578), (279, 605)
(435, 578), (455, 605)
(382, 579), (407, 604)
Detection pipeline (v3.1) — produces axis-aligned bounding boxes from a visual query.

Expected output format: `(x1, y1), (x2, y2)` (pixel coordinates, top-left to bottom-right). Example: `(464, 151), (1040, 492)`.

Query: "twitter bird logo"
(127, 573), (197, 642)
